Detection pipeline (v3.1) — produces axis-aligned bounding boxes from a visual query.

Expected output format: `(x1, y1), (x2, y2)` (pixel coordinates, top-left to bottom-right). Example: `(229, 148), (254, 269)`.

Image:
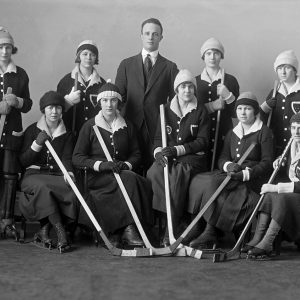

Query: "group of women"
(1, 26), (300, 259)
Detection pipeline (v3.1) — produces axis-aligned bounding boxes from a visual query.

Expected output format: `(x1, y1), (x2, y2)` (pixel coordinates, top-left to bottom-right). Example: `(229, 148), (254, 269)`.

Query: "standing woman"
(72, 82), (153, 248)
(19, 91), (77, 252)
(0, 27), (32, 239)
(147, 69), (210, 245)
(57, 40), (106, 135)
(196, 37), (239, 169)
(260, 50), (299, 156)
(188, 93), (274, 249)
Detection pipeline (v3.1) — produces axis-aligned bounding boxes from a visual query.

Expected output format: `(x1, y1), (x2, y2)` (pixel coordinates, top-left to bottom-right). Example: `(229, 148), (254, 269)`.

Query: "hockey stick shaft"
(267, 80), (278, 128)
(0, 87), (12, 140)
(72, 72), (79, 134)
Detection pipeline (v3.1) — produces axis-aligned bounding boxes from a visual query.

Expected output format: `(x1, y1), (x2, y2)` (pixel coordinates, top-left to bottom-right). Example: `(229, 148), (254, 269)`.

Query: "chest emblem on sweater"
(190, 124), (198, 136)
(90, 94), (99, 108)
(292, 102), (300, 114)
(166, 125), (172, 135)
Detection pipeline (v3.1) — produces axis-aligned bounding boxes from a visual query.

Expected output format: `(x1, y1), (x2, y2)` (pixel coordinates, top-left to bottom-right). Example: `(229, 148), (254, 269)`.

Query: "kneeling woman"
(147, 69), (210, 245)
(188, 92), (274, 248)
(246, 113), (300, 258)
(72, 82), (153, 248)
(19, 91), (77, 252)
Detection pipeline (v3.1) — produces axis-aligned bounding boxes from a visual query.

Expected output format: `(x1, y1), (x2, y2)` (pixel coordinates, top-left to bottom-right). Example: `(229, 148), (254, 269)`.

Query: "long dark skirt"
(188, 172), (259, 232)
(259, 192), (300, 241)
(147, 161), (194, 220)
(19, 172), (78, 222)
(79, 170), (153, 233)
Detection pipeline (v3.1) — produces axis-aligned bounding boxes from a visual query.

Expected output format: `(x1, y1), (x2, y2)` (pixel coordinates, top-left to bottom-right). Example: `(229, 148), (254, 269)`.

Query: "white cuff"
(94, 161), (102, 172)
(242, 169), (250, 181)
(224, 92), (235, 104)
(154, 147), (163, 157)
(223, 161), (232, 172)
(16, 97), (24, 108)
(124, 161), (132, 170)
(31, 141), (43, 152)
(260, 101), (272, 114)
(277, 182), (294, 193)
(175, 145), (186, 156)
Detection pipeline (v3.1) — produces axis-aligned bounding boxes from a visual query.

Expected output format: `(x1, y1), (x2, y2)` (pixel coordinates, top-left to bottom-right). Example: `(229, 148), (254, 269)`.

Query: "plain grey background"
(1, 0), (300, 128)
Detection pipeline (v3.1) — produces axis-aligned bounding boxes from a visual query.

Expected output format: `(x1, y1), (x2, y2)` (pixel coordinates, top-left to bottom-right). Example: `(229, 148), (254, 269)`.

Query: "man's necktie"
(144, 54), (152, 75)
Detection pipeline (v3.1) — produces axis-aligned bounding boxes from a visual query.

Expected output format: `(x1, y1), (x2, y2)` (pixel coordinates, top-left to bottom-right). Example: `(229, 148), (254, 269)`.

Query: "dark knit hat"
(234, 91), (259, 115)
(290, 113), (300, 124)
(40, 91), (65, 112)
(75, 40), (99, 64)
(97, 80), (122, 102)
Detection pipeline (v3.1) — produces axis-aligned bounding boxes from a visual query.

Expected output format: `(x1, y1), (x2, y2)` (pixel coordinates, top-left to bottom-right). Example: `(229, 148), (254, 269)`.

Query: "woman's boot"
(189, 223), (218, 249)
(0, 219), (19, 241)
(247, 219), (281, 258)
(33, 223), (52, 249)
(53, 222), (70, 253)
(241, 213), (270, 253)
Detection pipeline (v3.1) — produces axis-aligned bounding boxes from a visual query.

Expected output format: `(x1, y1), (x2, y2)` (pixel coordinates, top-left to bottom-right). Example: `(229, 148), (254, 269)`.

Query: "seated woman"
(72, 82), (153, 248)
(147, 69), (210, 245)
(19, 91), (77, 252)
(188, 92), (274, 249)
(245, 113), (300, 258)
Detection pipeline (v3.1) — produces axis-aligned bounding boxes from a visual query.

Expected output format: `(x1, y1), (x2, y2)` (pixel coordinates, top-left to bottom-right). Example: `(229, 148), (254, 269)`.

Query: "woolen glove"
(35, 130), (50, 145)
(0, 100), (11, 115)
(3, 94), (18, 107)
(65, 87), (81, 105)
(155, 152), (168, 167)
(273, 156), (287, 169)
(228, 171), (243, 181)
(226, 162), (242, 173)
(99, 161), (120, 173)
(217, 84), (231, 99)
(115, 161), (129, 171)
(161, 146), (177, 158)
(205, 98), (225, 113)
(266, 97), (277, 109)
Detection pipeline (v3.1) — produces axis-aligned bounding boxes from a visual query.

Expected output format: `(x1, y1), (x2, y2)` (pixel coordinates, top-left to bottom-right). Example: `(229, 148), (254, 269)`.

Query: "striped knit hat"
(97, 80), (122, 102)
(290, 113), (300, 124)
(234, 91), (259, 115)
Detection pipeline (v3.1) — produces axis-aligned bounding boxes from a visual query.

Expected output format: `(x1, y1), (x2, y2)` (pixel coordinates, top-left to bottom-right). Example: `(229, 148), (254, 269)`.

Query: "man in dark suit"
(115, 18), (178, 170)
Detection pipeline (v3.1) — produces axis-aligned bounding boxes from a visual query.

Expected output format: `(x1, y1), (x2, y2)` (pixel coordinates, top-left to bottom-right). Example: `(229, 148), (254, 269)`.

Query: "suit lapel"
(145, 54), (167, 95)
(134, 53), (145, 90)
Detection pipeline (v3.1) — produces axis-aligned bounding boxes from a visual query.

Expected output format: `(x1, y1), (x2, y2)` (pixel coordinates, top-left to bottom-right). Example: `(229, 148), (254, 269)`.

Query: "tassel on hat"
(234, 91), (259, 115)
(274, 50), (298, 72)
(200, 37), (224, 59)
(97, 79), (122, 102)
(0, 26), (14, 46)
(173, 69), (197, 92)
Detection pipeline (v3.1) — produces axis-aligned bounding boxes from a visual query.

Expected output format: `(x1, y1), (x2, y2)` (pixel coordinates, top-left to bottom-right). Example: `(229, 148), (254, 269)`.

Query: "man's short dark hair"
(141, 18), (163, 34)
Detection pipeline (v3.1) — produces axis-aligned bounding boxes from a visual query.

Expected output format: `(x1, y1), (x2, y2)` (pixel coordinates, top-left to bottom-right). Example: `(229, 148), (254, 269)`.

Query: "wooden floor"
(1, 225), (300, 300)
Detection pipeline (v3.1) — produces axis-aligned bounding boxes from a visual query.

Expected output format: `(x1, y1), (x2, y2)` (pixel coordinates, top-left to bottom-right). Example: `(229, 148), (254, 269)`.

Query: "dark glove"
(36, 130), (50, 145)
(99, 161), (120, 173)
(266, 97), (277, 109)
(228, 171), (244, 181)
(155, 152), (168, 167)
(226, 162), (242, 173)
(161, 146), (177, 158)
(115, 161), (129, 171)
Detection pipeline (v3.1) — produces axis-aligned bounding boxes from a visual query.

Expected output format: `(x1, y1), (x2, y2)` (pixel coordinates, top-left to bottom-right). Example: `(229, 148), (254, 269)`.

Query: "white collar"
(278, 77), (300, 97)
(233, 117), (263, 139)
(94, 110), (127, 133)
(142, 49), (159, 64)
(71, 65), (102, 88)
(36, 115), (66, 139)
(170, 94), (197, 118)
(201, 67), (224, 83)
(0, 60), (17, 75)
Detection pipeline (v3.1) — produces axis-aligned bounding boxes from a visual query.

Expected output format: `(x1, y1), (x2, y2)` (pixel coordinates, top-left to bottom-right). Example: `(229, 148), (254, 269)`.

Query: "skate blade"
(31, 241), (53, 251)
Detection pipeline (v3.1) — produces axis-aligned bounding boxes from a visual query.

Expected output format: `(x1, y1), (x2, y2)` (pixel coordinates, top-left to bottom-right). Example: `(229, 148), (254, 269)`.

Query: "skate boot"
(189, 223), (218, 250)
(53, 222), (71, 253)
(0, 220), (19, 242)
(33, 223), (52, 250)
(122, 224), (144, 248)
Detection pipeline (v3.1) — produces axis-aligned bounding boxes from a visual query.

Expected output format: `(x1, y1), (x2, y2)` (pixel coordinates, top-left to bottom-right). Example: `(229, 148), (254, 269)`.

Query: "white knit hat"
(200, 37), (224, 59)
(0, 27), (14, 46)
(274, 50), (298, 72)
(173, 69), (197, 92)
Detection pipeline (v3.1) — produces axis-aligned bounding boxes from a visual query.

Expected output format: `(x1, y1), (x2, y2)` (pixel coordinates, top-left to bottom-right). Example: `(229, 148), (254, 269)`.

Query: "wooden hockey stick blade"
(93, 125), (173, 256)
(213, 137), (293, 262)
(170, 142), (256, 253)
(45, 141), (152, 257)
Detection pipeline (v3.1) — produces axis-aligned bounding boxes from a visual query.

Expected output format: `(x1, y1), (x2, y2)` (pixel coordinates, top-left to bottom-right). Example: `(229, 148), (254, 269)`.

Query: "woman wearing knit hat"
(260, 50), (300, 156)
(188, 92), (274, 249)
(196, 37), (240, 170)
(57, 40), (106, 136)
(72, 82), (153, 248)
(0, 27), (33, 240)
(18, 91), (77, 253)
(147, 69), (210, 246)
(245, 113), (300, 259)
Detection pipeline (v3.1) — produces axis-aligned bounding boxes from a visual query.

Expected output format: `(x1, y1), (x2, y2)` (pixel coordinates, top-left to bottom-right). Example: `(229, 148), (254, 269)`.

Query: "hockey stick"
(0, 87), (12, 140)
(170, 142), (256, 253)
(267, 80), (278, 128)
(72, 72), (79, 135)
(211, 69), (225, 171)
(93, 125), (173, 256)
(45, 140), (150, 257)
(160, 105), (202, 259)
(213, 137), (293, 262)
